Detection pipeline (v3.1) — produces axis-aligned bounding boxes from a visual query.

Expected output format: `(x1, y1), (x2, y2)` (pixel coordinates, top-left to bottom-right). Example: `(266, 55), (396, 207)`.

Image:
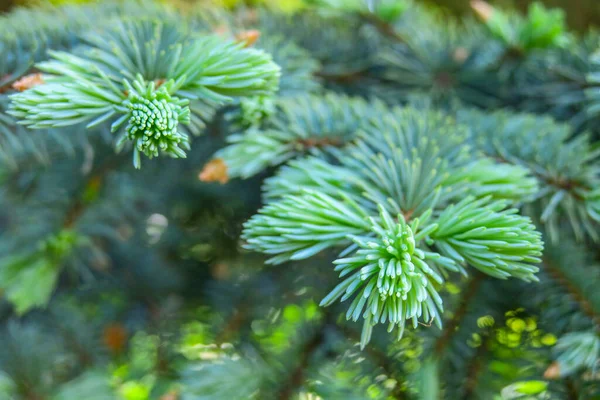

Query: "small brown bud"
(235, 30), (261, 48)
(103, 323), (128, 354)
(471, 0), (494, 22)
(199, 158), (229, 184)
(12, 73), (44, 92)
(544, 362), (561, 379)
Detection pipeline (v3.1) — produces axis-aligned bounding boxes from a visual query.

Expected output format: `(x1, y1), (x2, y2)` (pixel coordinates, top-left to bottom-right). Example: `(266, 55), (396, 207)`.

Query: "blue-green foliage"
(9, 18), (280, 167)
(0, 0), (599, 399)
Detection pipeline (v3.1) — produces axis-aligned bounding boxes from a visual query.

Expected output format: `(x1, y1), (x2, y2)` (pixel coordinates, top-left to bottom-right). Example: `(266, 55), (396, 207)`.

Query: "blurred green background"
(1, 0), (600, 31)
(429, 0), (600, 32)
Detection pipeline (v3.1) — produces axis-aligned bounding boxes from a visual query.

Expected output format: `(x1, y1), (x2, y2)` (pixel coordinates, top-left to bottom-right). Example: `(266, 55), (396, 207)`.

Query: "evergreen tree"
(0, 0), (599, 399)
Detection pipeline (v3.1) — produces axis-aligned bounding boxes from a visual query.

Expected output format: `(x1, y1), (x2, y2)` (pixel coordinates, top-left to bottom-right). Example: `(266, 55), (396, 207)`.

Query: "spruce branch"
(532, 239), (600, 386)
(516, 32), (598, 128)
(313, 107), (472, 218)
(209, 94), (373, 179)
(263, 108), (534, 207)
(243, 189), (371, 265)
(458, 108), (600, 241)
(441, 159), (539, 203)
(172, 33), (280, 101)
(584, 49), (600, 129)
(543, 254), (600, 328)
(219, 34), (321, 139)
(8, 59), (125, 129)
(551, 332), (600, 378)
(257, 9), (380, 78)
(8, 19), (280, 168)
(233, 95), (277, 129)
(431, 196), (543, 281)
(376, 8), (505, 108)
(254, 34), (321, 96)
(243, 108), (544, 345)
(262, 156), (364, 202)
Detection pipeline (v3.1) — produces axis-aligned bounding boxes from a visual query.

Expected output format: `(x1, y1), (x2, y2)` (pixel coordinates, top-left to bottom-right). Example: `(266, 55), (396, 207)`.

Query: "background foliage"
(1, 0), (600, 399)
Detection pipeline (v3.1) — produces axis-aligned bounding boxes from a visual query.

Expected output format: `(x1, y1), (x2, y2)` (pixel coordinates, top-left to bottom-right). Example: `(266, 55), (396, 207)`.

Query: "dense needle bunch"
(125, 90), (188, 157)
(322, 207), (445, 348)
(115, 78), (191, 167)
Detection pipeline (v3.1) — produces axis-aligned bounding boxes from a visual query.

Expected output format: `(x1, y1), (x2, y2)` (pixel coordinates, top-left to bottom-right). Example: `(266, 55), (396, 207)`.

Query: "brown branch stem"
(434, 273), (484, 355)
(277, 324), (327, 400)
(463, 337), (489, 399)
(544, 256), (600, 327)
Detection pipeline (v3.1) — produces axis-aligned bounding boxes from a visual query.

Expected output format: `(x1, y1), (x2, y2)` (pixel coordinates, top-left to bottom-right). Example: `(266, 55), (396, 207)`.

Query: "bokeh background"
(1, 0), (600, 30)
(1, 0), (599, 399)
(433, 0), (600, 32)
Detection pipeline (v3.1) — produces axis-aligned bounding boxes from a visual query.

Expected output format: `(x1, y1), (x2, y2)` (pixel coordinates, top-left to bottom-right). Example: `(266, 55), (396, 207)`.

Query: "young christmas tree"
(0, 0), (599, 399)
